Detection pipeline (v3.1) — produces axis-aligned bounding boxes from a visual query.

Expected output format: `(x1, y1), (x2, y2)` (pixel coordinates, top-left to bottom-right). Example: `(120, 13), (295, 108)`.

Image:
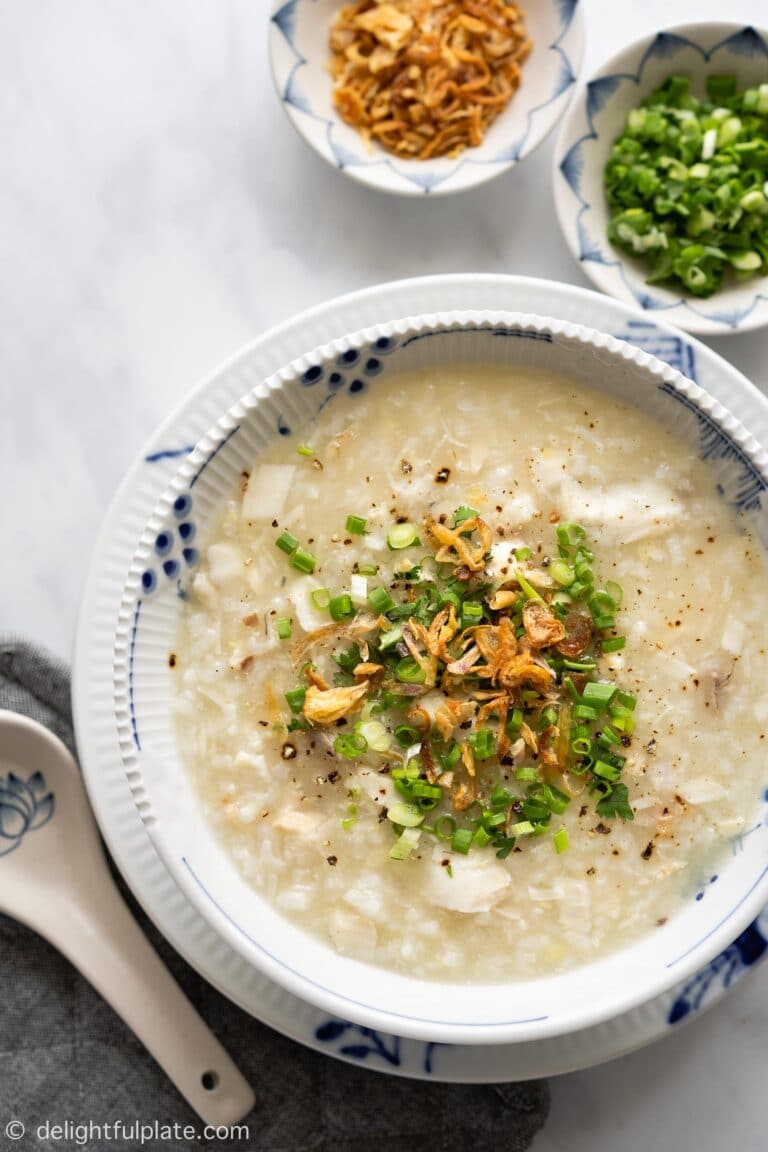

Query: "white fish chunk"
(242, 465), (295, 521)
(328, 908), (378, 960)
(425, 852), (510, 913)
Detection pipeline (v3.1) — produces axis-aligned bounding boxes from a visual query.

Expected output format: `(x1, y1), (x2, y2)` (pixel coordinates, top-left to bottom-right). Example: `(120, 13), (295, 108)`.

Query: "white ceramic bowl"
(269, 0), (584, 196)
(553, 23), (768, 335)
(113, 311), (768, 1046)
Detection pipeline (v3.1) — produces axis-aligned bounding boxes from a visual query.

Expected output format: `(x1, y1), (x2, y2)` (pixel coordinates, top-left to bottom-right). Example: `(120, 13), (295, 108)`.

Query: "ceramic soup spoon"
(0, 710), (255, 1126)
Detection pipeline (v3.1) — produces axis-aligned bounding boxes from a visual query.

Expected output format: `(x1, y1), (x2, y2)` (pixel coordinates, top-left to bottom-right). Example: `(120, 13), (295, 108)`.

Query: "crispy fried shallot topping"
(302, 681), (370, 725)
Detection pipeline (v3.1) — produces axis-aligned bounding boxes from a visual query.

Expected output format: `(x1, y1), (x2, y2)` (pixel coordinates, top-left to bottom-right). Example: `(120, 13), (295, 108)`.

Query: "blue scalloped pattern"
(611, 320), (696, 380)
(314, 1020), (446, 1074)
(560, 27), (768, 328)
(0, 770), (55, 857)
(668, 909), (768, 1023)
(272, 0), (582, 192)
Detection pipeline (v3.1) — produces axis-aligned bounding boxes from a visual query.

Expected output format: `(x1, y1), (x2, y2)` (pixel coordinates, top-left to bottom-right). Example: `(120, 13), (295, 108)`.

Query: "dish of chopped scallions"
(604, 74), (768, 297)
(280, 510), (636, 864)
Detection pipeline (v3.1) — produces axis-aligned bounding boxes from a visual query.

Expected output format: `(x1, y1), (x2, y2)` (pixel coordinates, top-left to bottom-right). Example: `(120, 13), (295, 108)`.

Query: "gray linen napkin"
(0, 636), (549, 1152)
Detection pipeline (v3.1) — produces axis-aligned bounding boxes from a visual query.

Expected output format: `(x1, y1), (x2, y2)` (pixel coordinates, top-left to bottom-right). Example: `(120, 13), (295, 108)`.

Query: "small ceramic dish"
(113, 310), (768, 1047)
(553, 23), (768, 335)
(268, 0), (584, 196)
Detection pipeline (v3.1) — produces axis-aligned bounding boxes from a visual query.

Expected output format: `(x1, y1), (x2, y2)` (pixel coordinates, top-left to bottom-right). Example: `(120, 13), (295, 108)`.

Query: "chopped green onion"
(473, 825), (494, 847)
(515, 765), (538, 782)
(290, 547), (316, 574)
(297, 444), (314, 457)
(378, 622), (404, 651)
(507, 706), (524, 733)
(334, 731), (367, 759)
(593, 613), (616, 630)
(553, 827), (569, 854)
(593, 759), (622, 782)
(285, 686), (306, 713)
(389, 827), (421, 860)
(573, 703), (598, 722)
(387, 522), (418, 550)
(616, 690), (636, 711)
(387, 802), (424, 828)
(311, 588), (331, 610)
(605, 580), (624, 606)
(451, 828), (474, 854)
(550, 559), (575, 586)
(442, 742), (462, 769)
(582, 681), (617, 709)
(276, 531), (299, 555)
(515, 572), (544, 602)
(394, 724), (419, 747)
(329, 594), (354, 621)
(395, 657), (427, 684)
(356, 720), (390, 752)
(602, 636), (627, 653)
(468, 727), (495, 760)
(462, 600), (483, 628)
(508, 820), (536, 837)
(515, 546), (532, 561)
(345, 515), (368, 535)
(276, 617), (292, 640)
(357, 562), (379, 576)
(350, 573), (368, 607)
(368, 585), (395, 614)
(434, 815), (457, 841)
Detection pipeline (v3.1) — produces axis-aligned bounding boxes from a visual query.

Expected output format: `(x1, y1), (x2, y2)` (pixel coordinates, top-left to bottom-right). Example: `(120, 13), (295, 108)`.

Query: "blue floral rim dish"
(269, 0), (584, 196)
(112, 310), (768, 1048)
(553, 23), (768, 335)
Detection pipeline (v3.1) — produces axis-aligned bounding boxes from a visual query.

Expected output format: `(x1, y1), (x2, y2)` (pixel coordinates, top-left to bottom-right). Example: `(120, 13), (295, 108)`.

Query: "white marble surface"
(1, 0), (766, 1145)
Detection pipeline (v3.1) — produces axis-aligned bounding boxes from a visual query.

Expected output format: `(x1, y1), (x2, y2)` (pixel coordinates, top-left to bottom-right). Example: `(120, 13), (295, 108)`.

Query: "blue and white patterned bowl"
(269, 0), (584, 196)
(113, 310), (768, 1047)
(553, 23), (768, 335)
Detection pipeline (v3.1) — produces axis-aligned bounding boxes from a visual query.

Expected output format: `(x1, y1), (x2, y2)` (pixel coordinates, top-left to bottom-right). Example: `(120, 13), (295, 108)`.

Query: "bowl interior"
(114, 312), (768, 1043)
(269, 0), (584, 195)
(554, 23), (768, 334)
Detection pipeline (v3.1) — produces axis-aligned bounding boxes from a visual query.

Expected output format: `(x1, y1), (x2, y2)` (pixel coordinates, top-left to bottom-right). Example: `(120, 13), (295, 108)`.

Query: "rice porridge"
(173, 365), (768, 980)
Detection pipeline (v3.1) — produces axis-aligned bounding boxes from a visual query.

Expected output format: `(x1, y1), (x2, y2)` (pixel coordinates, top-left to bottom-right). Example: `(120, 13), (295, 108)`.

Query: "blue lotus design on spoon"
(0, 771), (55, 857)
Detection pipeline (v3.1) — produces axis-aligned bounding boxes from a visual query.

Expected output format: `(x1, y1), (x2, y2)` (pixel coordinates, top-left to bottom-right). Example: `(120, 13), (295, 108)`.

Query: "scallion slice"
(345, 515), (368, 536)
(276, 530), (299, 555)
(329, 594), (354, 621)
(368, 585), (395, 614)
(285, 686), (306, 713)
(553, 827), (569, 854)
(387, 522), (418, 550)
(378, 622), (404, 652)
(434, 815), (457, 841)
(310, 588), (331, 610)
(387, 802), (425, 828)
(602, 636), (627, 653)
(462, 600), (483, 628)
(582, 681), (617, 709)
(290, 547), (316, 574)
(468, 727), (495, 760)
(389, 827), (421, 861)
(395, 657), (427, 684)
(276, 617), (292, 640)
(451, 828), (473, 854)
(334, 731), (367, 759)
